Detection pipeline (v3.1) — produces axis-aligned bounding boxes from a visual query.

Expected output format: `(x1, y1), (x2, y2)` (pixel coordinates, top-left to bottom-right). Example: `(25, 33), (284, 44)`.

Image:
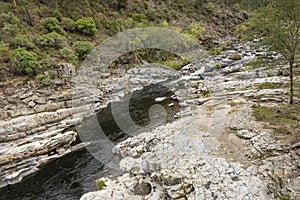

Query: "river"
(0, 83), (179, 200)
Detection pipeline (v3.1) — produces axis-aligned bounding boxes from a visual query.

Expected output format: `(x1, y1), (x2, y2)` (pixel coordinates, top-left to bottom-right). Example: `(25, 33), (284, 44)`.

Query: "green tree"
(241, 0), (300, 104)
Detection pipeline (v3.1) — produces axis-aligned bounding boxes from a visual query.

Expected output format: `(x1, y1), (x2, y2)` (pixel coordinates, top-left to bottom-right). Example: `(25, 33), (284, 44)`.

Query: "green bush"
(36, 73), (51, 84)
(2, 23), (20, 37)
(159, 20), (169, 27)
(52, 9), (63, 21)
(0, 12), (20, 27)
(0, 42), (10, 62)
(143, 2), (149, 10)
(133, 13), (147, 22)
(10, 48), (40, 75)
(230, 54), (243, 60)
(95, 179), (106, 190)
(100, 16), (110, 29)
(183, 23), (205, 41)
(123, 17), (135, 29)
(59, 47), (78, 62)
(108, 20), (123, 36)
(75, 17), (97, 36)
(61, 17), (76, 32)
(36, 32), (66, 49)
(42, 17), (64, 33)
(215, 63), (222, 69)
(11, 34), (35, 49)
(205, 2), (216, 11)
(116, 0), (127, 10)
(146, 10), (160, 21)
(73, 41), (94, 60)
(209, 45), (227, 56)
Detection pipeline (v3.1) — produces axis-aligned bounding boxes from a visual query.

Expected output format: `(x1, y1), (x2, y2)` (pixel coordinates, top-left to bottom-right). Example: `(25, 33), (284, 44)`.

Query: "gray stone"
(235, 130), (257, 139)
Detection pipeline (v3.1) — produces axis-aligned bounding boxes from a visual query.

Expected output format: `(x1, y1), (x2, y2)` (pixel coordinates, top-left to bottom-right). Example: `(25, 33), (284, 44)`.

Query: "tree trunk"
(13, 0), (16, 7)
(289, 59), (294, 104)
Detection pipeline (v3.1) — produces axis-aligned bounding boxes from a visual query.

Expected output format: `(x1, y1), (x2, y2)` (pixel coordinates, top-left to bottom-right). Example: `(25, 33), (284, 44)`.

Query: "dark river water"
(0, 83), (179, 200)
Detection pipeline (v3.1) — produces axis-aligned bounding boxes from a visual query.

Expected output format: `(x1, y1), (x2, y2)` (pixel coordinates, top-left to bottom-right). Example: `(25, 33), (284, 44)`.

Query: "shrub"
(11, 34), (35, 49)
(183, 23), (205, 41)
(73, 41), (94, 60)
(0, 42), (10, 62)
(116, 0), (127, 10)
(209, 45), (227, 56)
(146, 10), (160, 21)
(52, 9), (63, 21)
(10, 48), (40, 75)
(123, 17), (135, 29)
(36, 73), (51, 84)
(42, 17), (64, 33)
(95, 179), (106, 191)
(2, 23), (20, 37)
(205, 2), (216, 11)
(61, 17), (76, 32)
(75, 17), (97, 36)
(133, 13), (147, 22)
(0, 12), (20, 27)
(100, 16), (110, 29)
(215, 63), (222, 69)
(159, 20), (169, 27)
(36, 32), (66, 49)
(59, 47), (78, 62)
(230, 54), (242, 60)
(143, 2), (149, 10)
(107, 20), (122, 36)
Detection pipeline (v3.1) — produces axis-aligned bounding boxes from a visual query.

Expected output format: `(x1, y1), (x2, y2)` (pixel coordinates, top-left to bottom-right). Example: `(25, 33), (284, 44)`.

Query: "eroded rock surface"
(81, 41), (299, 200)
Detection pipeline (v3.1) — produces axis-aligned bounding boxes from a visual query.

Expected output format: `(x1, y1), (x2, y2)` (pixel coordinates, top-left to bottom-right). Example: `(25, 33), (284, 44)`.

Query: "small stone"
(235, 130), (257, 139)
(246, 166), (257, 175)
(292, 141), (300, 149)
(133, 182), (151, 196)
(28, 101), (36, 108)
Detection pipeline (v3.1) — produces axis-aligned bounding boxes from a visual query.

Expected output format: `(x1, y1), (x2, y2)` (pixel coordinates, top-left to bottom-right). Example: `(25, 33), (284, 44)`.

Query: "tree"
(241, 0), (300, 104)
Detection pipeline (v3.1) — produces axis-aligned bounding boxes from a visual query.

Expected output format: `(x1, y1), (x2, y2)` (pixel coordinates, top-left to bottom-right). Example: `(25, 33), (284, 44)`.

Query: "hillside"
(0, 0), (250, 83)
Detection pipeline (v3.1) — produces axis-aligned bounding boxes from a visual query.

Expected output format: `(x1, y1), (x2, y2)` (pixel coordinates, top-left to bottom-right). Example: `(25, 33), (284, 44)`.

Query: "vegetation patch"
(243, 57), (286, 71)
(230, 54), (242, 60)
(109, 48), (188, 70)
(254, 82), (283, 90)
(95, 179), (106, 191)
(253, 105), (300, 138)
(10, 48), (40, 75)
(209, 45), (227, 56)
(73, 41), (95, 61)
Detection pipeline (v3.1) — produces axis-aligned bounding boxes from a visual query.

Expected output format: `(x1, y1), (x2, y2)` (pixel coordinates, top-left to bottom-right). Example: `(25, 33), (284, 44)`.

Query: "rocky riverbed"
(0, 39), (299, 199)
(81, 40), (300, 200)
